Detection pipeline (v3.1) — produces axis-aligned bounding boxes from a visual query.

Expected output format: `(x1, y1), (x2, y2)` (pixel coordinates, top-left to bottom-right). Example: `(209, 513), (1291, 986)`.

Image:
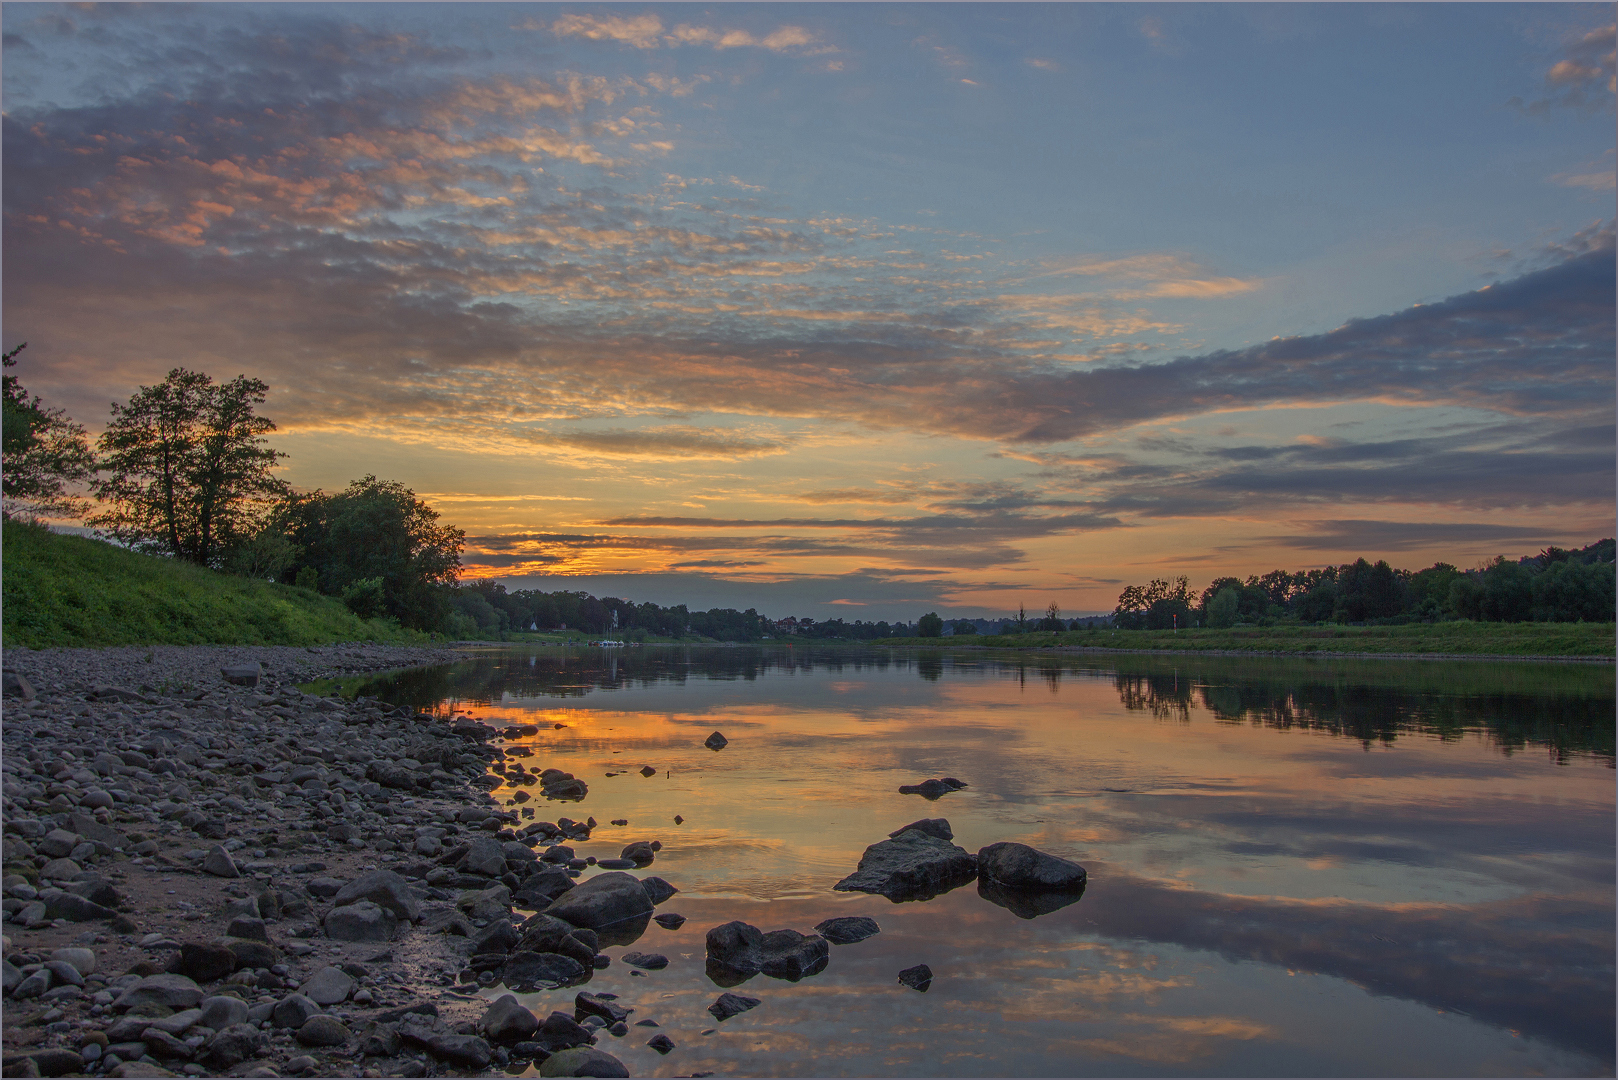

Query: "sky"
(3, 3), (1614, 620)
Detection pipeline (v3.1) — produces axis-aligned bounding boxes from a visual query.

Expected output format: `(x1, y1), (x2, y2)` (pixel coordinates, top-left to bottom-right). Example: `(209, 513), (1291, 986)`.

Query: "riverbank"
(0, 642), (573, 1078)
(881, 620), (1616, 660)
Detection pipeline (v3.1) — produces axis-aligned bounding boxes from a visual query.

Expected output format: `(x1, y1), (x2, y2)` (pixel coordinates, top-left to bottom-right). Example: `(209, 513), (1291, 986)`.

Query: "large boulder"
(330, 870), (422, 922)
(544, 871), (652, 932)
(976, 842), (1087, 890)
(540, 1047), (629, 1077)
(705, 921), (829, 984)
(299, 966), (355, 1006)
(833, 830), (978, 902)
(112, 974), (204, 1012)
(325, 900), (397, 943)
(199, 1023), (269, 1069)
(166, 942), (236, 983)
(512, 866), (574, 908)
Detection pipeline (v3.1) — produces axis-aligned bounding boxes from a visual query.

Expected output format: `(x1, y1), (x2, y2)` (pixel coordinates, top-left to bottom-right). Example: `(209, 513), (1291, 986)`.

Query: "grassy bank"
(2, 520), (428, 648)
(886, 621), (1615, 658)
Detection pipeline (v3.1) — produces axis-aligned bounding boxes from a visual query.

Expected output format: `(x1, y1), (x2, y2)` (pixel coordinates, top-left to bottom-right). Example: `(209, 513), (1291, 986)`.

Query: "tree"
(1207, 586), (1241, 628)
(280, 475), (465, 631)
(1036, 601), (1065, 632)
(2, 343), (96, 519)
(953, 620), (977, 635)
(89, 369), (287, 565)
(917, 612), (944, 637)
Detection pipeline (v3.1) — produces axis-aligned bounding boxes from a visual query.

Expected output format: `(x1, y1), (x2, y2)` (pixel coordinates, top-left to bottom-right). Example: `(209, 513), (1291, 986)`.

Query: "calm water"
(354, 646), (1616, 1078)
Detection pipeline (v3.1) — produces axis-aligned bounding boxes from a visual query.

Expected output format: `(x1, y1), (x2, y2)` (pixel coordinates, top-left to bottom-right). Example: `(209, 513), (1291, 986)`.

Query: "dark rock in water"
(977, 842), (1088, 890)
(482, 994), (540, 1043)
(673, 815), (684, 824)
(898, 963), (933, 992)
(620, 841), (655, 865)
(539, 1047), (630, 1077)
(889, 818), (953, 841)
(537, 1011), (594, 1051)
(814, 916), (881, 945)
(640, 766), (657, 777)
(977, 878), (1086, 920)
(897, 778), (966, 799)
(516, 915), (599, 967)
(703, 731), (728, 750)
(593, 953), (612, 969)
(707, 992), (760, 1022)
(705, 921), (829, 983)
(621, 951), (668, 970)
(648, 1033), (676, 1054)
(544, 871), (653, 931)
(833, 830), (979, 902)
(653, 912), (686, 930)
(574, 991), (628, 1024)
(472, 919), (521, 955)
(504, 951), (588, 988)
(640, 876), (679, 905)
(514, 867), (577, 908)
(594, 859), (636, 870)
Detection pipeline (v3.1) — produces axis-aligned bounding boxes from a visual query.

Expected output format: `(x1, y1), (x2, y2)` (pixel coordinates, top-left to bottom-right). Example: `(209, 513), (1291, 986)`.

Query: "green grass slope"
(2, 520), (426, 648)
(892, 621), (1616, 658)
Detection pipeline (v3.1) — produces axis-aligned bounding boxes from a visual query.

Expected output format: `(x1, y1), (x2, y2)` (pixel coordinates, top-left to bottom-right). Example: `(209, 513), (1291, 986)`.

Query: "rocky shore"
(0, 642), (573, 1079)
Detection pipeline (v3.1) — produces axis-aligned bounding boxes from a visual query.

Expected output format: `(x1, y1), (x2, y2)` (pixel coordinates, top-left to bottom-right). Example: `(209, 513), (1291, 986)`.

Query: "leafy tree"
(917, 611), (944, 637)
(278, 475), (464, 630)
(953, 620), (977, 635)
(88, 369), (287, 566)
(1478, 557), (1534, 622)
(1207, 586), (1241, 628)
(1296, 580), (1337, 623)
(1, 343), (96, 519)
(1531, 559), (1615, 622)
(1115, 576), (1192, 630)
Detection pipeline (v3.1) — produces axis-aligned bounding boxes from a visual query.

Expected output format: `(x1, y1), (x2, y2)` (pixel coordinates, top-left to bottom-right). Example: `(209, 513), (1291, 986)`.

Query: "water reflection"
(351, 646), (1614, 1077)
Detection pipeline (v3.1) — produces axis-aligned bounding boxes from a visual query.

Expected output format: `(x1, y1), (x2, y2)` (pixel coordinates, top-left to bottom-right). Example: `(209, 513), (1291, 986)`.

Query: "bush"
(1208, 587), (1240, 629)
(341, 576), (387, 619)
(294, 566), (319, 591)
(917, 612), (943, 637)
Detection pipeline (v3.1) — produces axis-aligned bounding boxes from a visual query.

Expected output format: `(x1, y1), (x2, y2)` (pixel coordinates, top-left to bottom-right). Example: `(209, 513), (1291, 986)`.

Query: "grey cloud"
(1255, 519), (1565, 553)
(526, 426), (791, 459)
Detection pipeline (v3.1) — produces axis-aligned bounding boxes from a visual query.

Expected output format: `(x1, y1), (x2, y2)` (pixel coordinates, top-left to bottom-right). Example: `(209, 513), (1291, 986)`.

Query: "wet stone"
(815, 916), (882, 944)
(898, 963), (933, 992)
(707, 992), (761, 1022)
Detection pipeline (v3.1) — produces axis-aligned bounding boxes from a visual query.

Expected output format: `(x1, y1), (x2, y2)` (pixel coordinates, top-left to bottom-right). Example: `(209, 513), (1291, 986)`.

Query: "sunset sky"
(4, 3), (1614, 620)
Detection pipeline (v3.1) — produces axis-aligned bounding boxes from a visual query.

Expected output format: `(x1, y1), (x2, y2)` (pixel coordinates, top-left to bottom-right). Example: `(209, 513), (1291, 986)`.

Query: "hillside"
(1, 520), (426, 648)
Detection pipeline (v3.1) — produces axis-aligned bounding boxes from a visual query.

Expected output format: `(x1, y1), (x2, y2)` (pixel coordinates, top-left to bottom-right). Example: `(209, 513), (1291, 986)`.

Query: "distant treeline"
(1111, 540), (1616, 630)
(448, 583), (930, 642)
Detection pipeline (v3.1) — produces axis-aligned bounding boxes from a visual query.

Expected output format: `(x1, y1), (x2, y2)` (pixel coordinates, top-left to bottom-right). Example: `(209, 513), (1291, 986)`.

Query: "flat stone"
(889, 818), (953, 841)
(44, 892), (116, 922)
(217, 937), (280, 970)
(5, 1048), (82, 1076)
(225, 916), (267, 942)
(833, 829), (979, 902)
(113, 974), (204, 1012)
(707, 992), (760, 1022)
(504, 951), (588, 988)
(220, 664), (262, 687)
(621, 951), (668, 970)
(814, 916), (882, 944)
(652, 912), (686, 930)
(574, 991), (628, 1024)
